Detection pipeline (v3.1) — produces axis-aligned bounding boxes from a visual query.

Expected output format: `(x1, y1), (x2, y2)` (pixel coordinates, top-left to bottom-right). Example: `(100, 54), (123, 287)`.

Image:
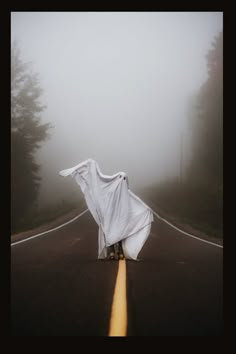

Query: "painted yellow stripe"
(108, 259), (127, 336)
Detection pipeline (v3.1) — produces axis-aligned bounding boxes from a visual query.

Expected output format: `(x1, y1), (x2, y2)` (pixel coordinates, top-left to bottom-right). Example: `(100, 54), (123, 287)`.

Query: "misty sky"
(11, 12), (223, 206)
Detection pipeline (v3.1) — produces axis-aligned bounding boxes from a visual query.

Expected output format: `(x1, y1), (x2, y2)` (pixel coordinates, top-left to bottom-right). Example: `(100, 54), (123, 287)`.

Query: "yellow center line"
(108, 259), (127, 336)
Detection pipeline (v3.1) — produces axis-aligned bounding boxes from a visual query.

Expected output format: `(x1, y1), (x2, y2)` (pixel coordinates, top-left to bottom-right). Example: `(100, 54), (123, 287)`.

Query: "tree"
(11, 41), (51, 231)
(187, 30), (223, 189)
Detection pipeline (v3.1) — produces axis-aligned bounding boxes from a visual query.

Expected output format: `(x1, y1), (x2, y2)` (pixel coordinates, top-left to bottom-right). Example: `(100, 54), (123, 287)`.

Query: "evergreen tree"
(188, 31), (223, 189)
(11, 41), (51, 231)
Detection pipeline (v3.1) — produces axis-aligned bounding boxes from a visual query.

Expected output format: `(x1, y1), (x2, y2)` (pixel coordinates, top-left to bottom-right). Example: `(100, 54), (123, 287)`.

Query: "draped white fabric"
(59, 159), (153, 260)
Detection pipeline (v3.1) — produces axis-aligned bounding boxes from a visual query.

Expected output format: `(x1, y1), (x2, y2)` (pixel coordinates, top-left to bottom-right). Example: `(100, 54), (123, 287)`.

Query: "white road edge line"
(11, 206), (223, 249)
(152, 209), (223, 248)
(11, 209), (89, 246)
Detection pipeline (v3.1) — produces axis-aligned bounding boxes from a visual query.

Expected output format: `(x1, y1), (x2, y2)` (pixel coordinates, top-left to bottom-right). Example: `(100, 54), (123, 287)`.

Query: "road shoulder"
(11, 207), (85, 243)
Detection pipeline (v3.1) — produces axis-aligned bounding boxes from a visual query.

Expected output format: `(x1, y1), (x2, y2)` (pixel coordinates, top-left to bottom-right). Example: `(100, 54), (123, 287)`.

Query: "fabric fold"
(59, 158), (153, 260)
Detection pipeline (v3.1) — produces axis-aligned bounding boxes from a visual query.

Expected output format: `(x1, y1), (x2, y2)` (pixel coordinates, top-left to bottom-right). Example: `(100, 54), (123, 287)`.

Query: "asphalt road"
(11, 210), (223, 336)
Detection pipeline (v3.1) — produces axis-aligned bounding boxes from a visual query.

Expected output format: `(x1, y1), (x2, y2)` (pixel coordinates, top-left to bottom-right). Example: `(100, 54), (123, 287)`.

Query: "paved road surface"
(11, 211), (223, 336)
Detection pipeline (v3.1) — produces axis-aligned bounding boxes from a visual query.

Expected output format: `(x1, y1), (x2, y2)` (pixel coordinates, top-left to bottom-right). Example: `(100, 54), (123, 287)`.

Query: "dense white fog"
(11, 12), (223, 207)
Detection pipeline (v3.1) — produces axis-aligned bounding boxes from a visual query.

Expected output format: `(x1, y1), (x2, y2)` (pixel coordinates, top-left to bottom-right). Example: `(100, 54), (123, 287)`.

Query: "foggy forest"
(11, 12), (223, 238)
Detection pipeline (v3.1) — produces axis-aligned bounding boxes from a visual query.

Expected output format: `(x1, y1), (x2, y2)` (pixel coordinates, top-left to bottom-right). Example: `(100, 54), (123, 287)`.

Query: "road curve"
(11, 211), (222, 336)
(11, 212), (118, 336)
(127, 215), (223, 336)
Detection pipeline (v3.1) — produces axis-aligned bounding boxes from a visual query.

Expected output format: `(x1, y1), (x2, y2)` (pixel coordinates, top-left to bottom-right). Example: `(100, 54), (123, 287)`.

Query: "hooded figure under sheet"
(59, 159), (154, 260)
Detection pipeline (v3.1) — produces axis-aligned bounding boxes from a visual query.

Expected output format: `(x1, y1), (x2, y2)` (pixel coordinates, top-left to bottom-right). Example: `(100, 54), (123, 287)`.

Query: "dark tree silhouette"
(11, 41), (51, 231)
(188, 30), (223, 189)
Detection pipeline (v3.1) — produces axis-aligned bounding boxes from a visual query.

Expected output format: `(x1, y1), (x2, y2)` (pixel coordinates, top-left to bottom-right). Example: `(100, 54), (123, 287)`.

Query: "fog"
(11, 12), (223, 207)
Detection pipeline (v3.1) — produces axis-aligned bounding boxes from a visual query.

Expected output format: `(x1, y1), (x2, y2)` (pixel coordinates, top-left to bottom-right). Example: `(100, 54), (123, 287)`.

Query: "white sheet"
(59, 159), (153, 260)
